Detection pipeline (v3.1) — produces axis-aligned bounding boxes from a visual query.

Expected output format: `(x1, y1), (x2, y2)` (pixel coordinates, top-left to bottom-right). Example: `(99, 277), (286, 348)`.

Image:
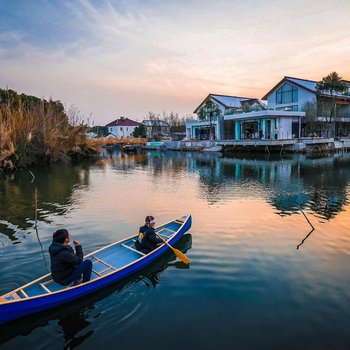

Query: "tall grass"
(0, 89), (96, 169)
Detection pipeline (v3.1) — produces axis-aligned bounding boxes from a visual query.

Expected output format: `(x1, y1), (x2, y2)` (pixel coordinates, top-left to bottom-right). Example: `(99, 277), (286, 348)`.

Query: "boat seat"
(39, 283), (51, 293)
(156, 227), (175, 239)
(42, 279), (55, 286)
(0, 292), (21, 302)
(158, 227), (175, 233)
(90, 255), (119, 278)
(121, 243), (145, 255)
(157, 233), (170, 240)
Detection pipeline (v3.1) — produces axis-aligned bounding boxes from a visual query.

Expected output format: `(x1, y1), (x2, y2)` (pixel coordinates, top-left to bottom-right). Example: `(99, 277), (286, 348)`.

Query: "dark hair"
(145, 215), (155, 224)
(53, 229), (69, 243)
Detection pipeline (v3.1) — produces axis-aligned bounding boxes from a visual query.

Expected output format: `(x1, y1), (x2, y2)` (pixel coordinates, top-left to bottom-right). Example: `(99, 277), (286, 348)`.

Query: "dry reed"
(0, 91), (96, 169)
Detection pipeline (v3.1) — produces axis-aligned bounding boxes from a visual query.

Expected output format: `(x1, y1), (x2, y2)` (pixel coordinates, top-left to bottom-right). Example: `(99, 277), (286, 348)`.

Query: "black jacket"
(49, 241), (83, 284)
(135, 224), (162, 253)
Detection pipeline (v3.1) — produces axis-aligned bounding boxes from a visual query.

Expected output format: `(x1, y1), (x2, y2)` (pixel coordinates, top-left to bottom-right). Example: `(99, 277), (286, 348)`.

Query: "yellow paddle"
(155, 232), (190, 264)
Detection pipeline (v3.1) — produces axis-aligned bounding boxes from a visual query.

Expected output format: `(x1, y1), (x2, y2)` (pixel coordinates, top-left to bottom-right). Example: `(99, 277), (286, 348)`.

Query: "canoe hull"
(0, 215), (192, 325)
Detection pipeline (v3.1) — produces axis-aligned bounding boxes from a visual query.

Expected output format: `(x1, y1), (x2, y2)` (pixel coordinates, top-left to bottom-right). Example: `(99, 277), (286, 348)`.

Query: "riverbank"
(164, 137), (350, 154)
(0, 89), (99, 173)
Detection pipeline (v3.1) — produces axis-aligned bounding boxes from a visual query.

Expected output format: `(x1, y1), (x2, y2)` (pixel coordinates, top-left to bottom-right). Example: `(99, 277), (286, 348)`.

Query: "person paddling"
(48, 229), (92, 286)
(135, 216), (163, 254)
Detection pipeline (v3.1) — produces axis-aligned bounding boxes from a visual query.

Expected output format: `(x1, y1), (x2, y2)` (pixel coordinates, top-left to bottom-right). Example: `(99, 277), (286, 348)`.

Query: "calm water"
(1, 150), (350, 350)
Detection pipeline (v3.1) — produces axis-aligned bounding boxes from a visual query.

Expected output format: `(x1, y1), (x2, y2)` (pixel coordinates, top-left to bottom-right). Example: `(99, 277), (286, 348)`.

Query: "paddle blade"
(173, 248), (190, 264)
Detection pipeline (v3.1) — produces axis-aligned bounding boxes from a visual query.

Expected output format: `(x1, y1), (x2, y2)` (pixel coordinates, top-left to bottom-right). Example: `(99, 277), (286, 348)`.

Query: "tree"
(303, 99), (318, 136)
(146, 112), (162, 139)
(316, 72), (347, 136)
(197, 99), (221, 139)
(132, 124), (147, 138)
(89, 125), (108, 136)
(162, 111), (186, 135)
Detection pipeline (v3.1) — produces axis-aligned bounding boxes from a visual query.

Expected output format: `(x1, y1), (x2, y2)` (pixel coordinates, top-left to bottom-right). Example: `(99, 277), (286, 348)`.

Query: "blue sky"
(1, 0), (350, 124)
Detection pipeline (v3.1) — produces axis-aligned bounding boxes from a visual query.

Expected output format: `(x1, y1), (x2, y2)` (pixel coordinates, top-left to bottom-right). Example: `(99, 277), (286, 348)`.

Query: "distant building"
(105, 132), (117, 139)
(142, 119), (170, 139)
(85, 131), (98, 138)
(105, 117), (140, 138)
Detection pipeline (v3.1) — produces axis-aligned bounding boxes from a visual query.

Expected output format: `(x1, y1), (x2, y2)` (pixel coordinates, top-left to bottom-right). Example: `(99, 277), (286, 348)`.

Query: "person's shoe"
(73, 278), (83, 286)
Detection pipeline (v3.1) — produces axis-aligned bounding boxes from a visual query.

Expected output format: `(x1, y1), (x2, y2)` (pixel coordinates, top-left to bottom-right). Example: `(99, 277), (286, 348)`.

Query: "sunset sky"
(1, 0), (349, 125)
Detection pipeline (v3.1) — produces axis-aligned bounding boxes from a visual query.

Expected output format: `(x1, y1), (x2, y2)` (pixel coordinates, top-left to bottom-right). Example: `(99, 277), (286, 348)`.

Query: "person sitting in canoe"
(48, 229), (93, 286)
(135, 216), (163, 254)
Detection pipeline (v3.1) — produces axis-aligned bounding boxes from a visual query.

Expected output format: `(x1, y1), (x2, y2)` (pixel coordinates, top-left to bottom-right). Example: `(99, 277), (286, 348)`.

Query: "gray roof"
(210, 94), (252, 108)
(194, 94), (259, 113)
(286, 77), (317, 91)
(262, 76), (350, 100)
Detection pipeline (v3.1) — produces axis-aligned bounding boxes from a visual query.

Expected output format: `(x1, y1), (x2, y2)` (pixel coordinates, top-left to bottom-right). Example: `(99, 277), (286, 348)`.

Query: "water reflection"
(100, 150), (350, 220)
(0, 234), (192, 349)
(0, 163), (93, 242)
(187, 152), (350, 220)
(1, 150), (350, 349)
(58, 308), (94, 350)
(296, 228), (315, 250)
(1, 150), (350, 245)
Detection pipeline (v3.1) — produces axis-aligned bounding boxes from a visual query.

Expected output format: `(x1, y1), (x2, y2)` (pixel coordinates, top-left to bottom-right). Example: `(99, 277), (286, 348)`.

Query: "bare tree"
(303, 99), (318, 136)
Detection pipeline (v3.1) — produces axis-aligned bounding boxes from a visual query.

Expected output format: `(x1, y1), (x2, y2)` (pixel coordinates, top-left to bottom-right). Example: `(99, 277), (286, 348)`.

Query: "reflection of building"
(185, 152), (350, 219)
(105, 117), (140, 138)
(142, 119), (170, 139)
(186, 76), (350, 140)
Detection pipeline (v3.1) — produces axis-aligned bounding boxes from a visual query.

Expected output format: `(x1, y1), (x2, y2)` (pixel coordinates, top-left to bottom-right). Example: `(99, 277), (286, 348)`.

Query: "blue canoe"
(0, 215), (192, 325)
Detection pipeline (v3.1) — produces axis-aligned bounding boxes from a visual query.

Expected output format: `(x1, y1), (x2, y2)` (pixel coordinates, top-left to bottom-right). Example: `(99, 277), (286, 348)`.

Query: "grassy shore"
(0, 89), (98, 172)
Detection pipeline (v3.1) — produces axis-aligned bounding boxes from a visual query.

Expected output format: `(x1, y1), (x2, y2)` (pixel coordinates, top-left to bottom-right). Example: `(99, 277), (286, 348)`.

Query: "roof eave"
(193, 94), (211, 114)
(261, 76), (316, 100)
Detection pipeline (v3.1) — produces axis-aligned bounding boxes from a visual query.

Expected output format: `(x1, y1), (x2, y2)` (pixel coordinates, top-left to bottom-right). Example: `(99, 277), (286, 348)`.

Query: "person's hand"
(73, 240), (80, 246)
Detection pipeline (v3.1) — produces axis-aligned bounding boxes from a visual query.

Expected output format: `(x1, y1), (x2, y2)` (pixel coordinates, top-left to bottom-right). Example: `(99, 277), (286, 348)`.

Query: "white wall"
(277, 117), (293, 139)
(108, 125), (137, 138)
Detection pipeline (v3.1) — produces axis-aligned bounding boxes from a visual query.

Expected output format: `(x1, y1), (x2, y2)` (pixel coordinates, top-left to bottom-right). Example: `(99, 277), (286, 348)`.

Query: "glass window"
(276, 83), (298, 105)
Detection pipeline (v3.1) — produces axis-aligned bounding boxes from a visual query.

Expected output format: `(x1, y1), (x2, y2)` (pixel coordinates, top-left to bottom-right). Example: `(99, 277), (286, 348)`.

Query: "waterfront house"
(187, 76), (350, 141)
(186, 94), (266, 140)
(262, 76), (350, 137)
(142, 119), (170, 139)
(105, 117), (140, 138)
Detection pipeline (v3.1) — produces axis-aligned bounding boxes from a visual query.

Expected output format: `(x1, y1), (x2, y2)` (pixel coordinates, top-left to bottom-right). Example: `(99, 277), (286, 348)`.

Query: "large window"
(276, 83), (298, 105)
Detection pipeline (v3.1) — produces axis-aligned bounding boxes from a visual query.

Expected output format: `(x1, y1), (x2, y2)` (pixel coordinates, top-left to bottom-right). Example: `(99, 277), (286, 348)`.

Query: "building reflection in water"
(1, 149), (349, 245)
(185, 152), (350, 220)
(97, 149), (350, 220)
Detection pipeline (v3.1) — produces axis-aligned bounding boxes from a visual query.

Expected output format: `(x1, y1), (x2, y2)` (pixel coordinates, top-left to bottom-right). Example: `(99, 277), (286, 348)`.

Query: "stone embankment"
(164, 138), (350, 153)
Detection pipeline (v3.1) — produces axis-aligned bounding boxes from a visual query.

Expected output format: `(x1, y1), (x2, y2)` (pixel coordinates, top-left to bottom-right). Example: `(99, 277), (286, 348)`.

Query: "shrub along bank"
(0, 89), (98, 172)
